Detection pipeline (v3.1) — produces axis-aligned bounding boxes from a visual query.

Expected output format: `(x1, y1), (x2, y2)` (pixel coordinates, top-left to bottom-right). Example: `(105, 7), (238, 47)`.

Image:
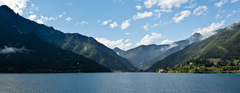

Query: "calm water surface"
(0, 73), (240, 93)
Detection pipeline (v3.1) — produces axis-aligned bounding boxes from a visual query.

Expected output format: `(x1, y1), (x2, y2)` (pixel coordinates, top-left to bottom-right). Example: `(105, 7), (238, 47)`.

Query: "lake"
(0, 73), (240, 93)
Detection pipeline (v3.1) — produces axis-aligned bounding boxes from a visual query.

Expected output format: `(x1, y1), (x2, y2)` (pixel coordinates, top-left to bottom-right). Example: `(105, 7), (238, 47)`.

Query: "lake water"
(0, 73), (240, 93)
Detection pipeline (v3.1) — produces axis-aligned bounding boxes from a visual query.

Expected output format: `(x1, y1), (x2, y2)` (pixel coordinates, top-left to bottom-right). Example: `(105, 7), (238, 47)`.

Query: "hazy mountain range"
(114, 32), (205, 69)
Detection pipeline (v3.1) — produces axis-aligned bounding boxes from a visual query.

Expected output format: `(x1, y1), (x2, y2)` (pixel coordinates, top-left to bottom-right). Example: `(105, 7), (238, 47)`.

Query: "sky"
(0, 0), (240, 50)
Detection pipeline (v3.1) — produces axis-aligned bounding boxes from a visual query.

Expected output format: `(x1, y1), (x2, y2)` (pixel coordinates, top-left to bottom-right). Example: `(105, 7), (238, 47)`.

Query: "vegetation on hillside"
(156, 59), (240, 73)
(0, 24), (111, 73)
(150, 23), (240, 71)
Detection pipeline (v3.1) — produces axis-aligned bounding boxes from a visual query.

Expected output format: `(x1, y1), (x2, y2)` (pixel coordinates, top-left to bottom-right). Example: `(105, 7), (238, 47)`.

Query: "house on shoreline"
(158, 69), (165, 73)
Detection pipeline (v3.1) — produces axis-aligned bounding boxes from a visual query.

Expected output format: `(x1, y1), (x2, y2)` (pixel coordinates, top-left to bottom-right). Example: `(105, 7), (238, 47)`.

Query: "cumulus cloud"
(66, 17), (72, 21)
(193, 6), (208, 16)
(136, 5), (142, 10)
(172, 10), (191, 23)
(161, 39), (174, 44)
(0, 46), (30, 54)
(102, 20), (112, 25)
(125, 33), (130, 35)
(215, 0), (228, 7)
(0, 0), (29, 15)
(117, 43), (133, 50)
(28, 14), (36, 20)
(144, 0), (188, 12)
(227, 10), (236, 18)
(137, 32), (162, 46)
(231, 0), (239, 3)
(110, 21), (118, 28)
(95, 38), (132, 50)
(132, 11), (153, 20)
(143, 23), (150, 31)
(121, 19), (131, 30)
(96, 38), (122, 47)
(193, 20), (225, 39)
(184, 3), (197, 9)
(36, 16), (57, 24)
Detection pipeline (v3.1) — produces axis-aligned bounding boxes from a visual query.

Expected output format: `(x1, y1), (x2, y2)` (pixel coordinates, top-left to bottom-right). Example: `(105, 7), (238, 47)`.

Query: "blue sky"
(0, 0), (240, 50)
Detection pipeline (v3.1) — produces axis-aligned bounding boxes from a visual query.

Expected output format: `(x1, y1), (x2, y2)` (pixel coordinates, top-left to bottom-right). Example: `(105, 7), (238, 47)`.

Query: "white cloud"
(0, 46), (29, 54)
(0, 0), (29, 15)
(96, 38), (122, 47)
(69, 3), (72, 5)
(190, 0), (195, 4)
(125, 39), (130, 42)
(121, 19), (131, 30)
(48, 17), (57, 21)
(137, 32), (163, 46)
(136, 5), (142, 10)
(66, 17), (72, 21)
(36, 20), (44, 24)
(193, 20), (225, 39)
(161, 39), (174, 44)
(102, 20), (112, 25)
(215, 14), (220, 19)
(36, 16), (57, 24)
(215, 0), (228, 7)
(97, 20), (101, 22)
(125, 33), (130, 35)
(172, 10), (191, 23)
(117, 43), (133, 50)
(184, 3), (197, 9)
(227, 10), (236, 18)
(95, 38), (132, 50)
(143, 23), (150, 31)
(132, 11), (153, 20)
(218, 9), (226, 13)
(193, 6), (208, 16)
(144, 0), (188, 12)
(59, 15), (62, 18)
(28, 14), (36, 21)
(76, 21), (89, 26)
(231, 0), (239, 3)
(110, 21), (118, 28)
(144, 0), (158, 8)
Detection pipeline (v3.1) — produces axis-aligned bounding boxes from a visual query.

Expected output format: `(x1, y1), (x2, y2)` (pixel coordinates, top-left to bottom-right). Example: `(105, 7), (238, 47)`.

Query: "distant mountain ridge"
(117, 32), (204, 69)
(149, 23), (240, 71)
(0, 5), (136, 70)
(113, 47), (125, 55)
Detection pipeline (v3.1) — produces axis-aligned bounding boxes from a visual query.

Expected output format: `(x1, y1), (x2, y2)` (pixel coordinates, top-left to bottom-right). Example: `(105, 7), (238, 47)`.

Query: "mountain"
(0, 5), (136, 70)
(119, 44), (171, 69)
(119, 33), (203, 69)
(199, 23), (240, 60)
(0, 24), (111, 73)
(144, 45), (187, 69)
(142, 33), (204, 69)
(149, 23), (240, 71)
(113, 47), (125, 55)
